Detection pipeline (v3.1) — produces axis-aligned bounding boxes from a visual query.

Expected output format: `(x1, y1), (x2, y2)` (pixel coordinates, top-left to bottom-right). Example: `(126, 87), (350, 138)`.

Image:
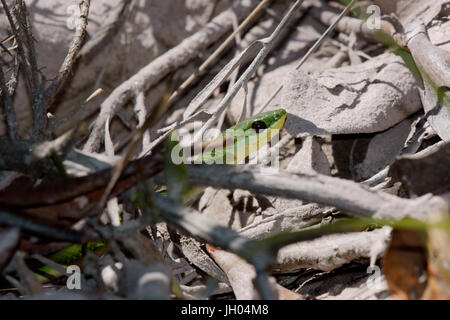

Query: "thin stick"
(45, 0), (91, 109)
(0, 66), (18, 140)
(15, 0), (46, 137)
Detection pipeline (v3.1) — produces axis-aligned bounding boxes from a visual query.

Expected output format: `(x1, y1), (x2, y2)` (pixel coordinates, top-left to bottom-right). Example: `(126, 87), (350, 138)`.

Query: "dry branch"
(0, 152), (163, 208)
(151, 192), (393, 298)
(151, 192), (278, 300)
(184, 165), (448, 220)
(0, 208), (86, 242)
(45, 0), (91, 110)
(0, 66), (18, 140)
(13, 0), (46, 137)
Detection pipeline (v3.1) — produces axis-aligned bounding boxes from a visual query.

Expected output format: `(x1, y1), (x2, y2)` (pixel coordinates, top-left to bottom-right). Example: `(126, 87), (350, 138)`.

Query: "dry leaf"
(382, 229), (428, 299)
(383, 211), (450, 300)
(422, 210), (450, 299)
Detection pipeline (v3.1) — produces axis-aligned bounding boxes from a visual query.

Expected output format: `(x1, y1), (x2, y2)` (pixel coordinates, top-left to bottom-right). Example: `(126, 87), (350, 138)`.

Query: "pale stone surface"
(354, 118), (414, 181)
(287, 136), (331, 175)
(282, 53), (421, 136)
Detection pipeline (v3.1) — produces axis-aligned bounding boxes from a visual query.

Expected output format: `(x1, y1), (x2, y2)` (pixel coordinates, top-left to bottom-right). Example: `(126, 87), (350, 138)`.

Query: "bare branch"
(14, 0), (46, 137)
(45, 0), (91, 109)
(0, 65), (18, 140)
(0, 208), (86, 242)
(184, 165), (448, 220)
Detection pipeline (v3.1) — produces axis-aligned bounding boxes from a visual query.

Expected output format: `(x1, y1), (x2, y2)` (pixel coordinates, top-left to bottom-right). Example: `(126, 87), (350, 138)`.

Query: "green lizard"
(165, 108), (287, 203)
(198, 108), (287, 164)
(30, 108), (287, 281)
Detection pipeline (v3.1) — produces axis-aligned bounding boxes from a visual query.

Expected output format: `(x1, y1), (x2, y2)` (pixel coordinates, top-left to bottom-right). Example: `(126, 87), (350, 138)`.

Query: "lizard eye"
(251, 120), (267, 132)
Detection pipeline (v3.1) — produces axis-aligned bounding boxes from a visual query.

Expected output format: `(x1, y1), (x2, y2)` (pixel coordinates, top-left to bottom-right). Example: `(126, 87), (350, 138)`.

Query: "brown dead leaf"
(422, 210), (450, 299)
(383, 211), (450, 299)
(388, 139), (448, 296)
(382, 229), (428, 299)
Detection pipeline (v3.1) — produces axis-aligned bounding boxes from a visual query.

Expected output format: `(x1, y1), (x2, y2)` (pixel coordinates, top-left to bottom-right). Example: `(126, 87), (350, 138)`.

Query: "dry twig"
(184, 165), (447, 220)
(45, 0), (91, 110)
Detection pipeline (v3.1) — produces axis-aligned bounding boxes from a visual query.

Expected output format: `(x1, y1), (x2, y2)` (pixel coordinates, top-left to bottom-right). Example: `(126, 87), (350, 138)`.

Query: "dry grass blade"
(183, 41), (263, 119)
(13, 251), (42, 295)
(0, 208), (87, 242)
